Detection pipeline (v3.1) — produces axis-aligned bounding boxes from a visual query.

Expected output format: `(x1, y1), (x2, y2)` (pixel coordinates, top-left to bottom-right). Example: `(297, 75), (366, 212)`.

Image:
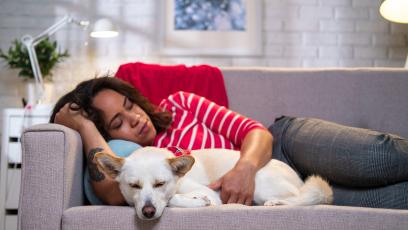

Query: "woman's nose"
(127, 113), (141, 127)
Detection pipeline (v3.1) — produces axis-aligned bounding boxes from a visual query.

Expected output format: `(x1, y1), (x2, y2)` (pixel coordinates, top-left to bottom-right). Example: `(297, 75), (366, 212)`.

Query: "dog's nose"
(142, 205), (156, 219)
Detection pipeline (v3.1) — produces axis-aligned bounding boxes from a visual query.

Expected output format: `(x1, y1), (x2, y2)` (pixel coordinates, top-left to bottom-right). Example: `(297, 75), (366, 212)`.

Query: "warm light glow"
(90, 18), (119, 38)
(90, 31), (118, 38)
(380, 0), (408, 24)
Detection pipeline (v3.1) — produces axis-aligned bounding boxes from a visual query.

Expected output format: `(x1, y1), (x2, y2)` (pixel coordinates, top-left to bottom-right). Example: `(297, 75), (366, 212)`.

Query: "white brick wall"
(0, 0), (407, 134)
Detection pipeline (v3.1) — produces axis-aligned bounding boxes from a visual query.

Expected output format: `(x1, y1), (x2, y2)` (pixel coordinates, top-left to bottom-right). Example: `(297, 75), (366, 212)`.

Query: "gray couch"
(19, 68), (408, 230)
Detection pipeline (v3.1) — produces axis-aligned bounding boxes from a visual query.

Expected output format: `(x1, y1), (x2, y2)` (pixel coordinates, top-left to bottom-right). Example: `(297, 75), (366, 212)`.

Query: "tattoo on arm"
(87, 147), (105, 182)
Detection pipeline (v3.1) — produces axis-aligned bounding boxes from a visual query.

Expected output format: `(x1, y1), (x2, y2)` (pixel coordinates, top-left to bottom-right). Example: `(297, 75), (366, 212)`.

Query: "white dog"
(95, 147), (333, 220)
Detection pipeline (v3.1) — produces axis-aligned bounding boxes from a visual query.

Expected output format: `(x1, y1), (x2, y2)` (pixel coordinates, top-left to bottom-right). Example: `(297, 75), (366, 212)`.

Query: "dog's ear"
(94, 152), (125, 179)
(167, 156), (195, 177)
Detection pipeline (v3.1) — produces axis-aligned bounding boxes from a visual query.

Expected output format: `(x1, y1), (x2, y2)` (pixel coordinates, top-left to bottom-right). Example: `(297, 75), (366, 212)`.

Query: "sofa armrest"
(18, 123), (84, 230)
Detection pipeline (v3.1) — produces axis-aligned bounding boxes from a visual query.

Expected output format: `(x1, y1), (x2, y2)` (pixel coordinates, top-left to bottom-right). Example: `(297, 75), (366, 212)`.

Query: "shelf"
(5, 215), (17, 230)
(5, 169), (20, 210)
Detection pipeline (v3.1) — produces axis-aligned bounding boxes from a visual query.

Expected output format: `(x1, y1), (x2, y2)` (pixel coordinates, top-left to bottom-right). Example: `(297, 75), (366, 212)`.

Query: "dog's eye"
(154, 181), (165, 188)
(129, 183), (142, 189)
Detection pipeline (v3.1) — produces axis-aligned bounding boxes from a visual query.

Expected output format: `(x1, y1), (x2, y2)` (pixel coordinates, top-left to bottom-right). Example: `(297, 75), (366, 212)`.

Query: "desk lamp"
(21, 15), (118, 110)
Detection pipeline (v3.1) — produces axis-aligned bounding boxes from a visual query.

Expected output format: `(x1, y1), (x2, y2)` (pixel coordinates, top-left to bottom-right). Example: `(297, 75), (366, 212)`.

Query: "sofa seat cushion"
(61, 204), (408, 230)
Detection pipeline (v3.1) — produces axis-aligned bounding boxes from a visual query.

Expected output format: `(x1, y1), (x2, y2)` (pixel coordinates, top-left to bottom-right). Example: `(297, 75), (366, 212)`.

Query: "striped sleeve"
(167, 91), (265, 147)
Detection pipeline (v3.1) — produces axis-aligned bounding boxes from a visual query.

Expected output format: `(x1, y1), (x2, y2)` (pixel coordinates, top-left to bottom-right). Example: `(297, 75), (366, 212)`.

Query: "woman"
(52, 76), (408, 209)
(51, 76), (272, 205)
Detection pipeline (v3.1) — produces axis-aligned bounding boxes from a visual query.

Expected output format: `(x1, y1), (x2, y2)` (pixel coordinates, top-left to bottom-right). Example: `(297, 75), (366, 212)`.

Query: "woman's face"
(92, 89), (157, 146)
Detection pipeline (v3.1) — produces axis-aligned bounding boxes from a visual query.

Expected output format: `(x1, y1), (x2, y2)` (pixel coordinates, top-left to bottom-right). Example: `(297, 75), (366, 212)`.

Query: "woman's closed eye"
(125, 98), (133, 110)
(111, 119), (122, 129)
(109, 98), (134, 130)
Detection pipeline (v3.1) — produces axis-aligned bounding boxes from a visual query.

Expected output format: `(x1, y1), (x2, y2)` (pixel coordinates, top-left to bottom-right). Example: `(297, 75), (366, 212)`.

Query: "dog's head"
(95, 147), (195, 220)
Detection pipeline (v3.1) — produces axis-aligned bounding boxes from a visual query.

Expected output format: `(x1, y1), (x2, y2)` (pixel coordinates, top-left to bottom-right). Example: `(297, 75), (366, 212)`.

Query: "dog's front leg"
(168, 179), (221, 208)
(168, 193), (212, 208)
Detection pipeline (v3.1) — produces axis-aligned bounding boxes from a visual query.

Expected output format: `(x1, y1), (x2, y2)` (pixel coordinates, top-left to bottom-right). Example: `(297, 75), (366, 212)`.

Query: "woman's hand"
(209, 129), (273, 205)
(209, 160), (257, 205)
(54, 103), (93, 132)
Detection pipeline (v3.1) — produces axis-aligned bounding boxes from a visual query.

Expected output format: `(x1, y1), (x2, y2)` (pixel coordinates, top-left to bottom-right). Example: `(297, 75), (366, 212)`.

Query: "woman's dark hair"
(50, 75), (172, 140)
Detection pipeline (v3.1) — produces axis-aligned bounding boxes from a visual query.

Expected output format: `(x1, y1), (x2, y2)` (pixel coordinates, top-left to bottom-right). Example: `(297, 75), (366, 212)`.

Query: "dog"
(95, 147), (333, 220)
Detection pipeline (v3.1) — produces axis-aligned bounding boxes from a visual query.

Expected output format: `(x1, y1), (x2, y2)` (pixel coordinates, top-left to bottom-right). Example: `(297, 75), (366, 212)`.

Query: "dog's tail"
(283, 175), (333, 206)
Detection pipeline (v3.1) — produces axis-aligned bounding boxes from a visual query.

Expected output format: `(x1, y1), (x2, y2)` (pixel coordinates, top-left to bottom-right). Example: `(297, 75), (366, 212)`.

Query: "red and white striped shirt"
(153, 91), (265, 150)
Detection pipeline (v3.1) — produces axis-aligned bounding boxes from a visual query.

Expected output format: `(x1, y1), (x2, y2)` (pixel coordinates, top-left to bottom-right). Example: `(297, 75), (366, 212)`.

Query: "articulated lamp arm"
(21, 15), (89, 105)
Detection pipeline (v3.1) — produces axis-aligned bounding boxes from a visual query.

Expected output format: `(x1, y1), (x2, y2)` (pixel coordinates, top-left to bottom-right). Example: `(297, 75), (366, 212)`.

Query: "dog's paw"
(169, 193), (215, 208)
(191, 195), (212, 206)
(264, 199), (287, 206)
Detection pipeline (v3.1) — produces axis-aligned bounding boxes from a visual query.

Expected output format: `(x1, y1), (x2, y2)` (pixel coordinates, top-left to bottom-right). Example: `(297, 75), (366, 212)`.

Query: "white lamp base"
(25, 81), (55, 106)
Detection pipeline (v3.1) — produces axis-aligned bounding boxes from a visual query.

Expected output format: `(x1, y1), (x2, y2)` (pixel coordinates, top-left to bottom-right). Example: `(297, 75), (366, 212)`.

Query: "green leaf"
(0, 37), (70, 80)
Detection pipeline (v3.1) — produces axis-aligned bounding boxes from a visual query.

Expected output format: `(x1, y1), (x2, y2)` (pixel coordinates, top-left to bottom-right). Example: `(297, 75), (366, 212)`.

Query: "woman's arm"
(54, 103), (126, 205)
(240, 128), (273, 172)
(209, 128), (273, 205)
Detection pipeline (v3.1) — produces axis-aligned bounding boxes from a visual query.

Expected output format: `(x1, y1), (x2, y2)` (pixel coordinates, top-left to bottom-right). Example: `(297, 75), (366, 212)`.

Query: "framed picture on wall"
(159, 0), (262, 56)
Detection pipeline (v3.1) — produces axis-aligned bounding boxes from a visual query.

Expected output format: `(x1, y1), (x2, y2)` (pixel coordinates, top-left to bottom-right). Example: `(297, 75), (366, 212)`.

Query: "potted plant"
(0, 38), (69, 81)
(0, 38), (69, 105)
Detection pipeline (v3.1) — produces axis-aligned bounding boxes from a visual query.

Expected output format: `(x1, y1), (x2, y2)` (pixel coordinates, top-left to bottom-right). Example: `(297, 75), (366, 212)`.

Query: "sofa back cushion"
(222, 68), (408, 138)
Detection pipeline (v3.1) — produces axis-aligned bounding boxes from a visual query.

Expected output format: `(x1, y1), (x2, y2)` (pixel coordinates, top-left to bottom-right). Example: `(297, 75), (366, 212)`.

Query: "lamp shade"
(380, 0), (408, 23)
(90, 18), (119, 38)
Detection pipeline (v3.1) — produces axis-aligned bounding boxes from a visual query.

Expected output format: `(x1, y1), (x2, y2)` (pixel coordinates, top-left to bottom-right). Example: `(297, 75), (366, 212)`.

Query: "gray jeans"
(269, 116), (408, 209)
